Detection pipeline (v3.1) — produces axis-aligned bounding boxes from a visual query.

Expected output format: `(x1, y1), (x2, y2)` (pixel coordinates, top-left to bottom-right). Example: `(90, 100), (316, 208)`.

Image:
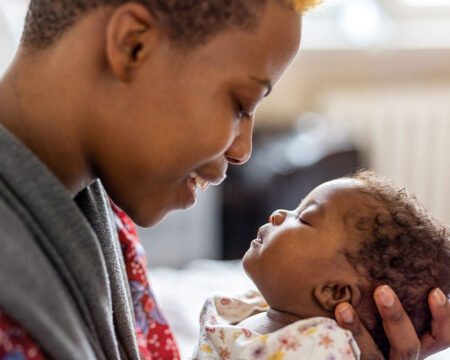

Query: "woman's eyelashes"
(235, 99), (252, 120)
(233, 93), (259, 121)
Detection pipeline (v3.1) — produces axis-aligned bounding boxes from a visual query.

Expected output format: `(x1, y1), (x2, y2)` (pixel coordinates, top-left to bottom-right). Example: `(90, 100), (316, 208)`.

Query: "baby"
(194, 170), (450, 359)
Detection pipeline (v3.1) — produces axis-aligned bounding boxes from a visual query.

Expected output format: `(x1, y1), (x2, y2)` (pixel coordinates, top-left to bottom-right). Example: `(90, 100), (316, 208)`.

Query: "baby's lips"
(256, 227), (269, 244)
(257, 229), (263, 242)
(257, 223), (272, 242)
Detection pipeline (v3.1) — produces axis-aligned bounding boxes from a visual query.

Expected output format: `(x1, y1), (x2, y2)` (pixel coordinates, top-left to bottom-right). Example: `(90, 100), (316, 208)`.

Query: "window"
(399, 0), (450, 6)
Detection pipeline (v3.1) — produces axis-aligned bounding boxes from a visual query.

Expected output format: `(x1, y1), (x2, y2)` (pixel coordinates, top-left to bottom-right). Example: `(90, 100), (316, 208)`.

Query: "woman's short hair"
(22, 0), (322, 49)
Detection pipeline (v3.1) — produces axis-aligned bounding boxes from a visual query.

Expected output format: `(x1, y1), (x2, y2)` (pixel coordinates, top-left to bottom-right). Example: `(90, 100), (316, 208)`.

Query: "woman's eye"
(235, 99), (251, 120)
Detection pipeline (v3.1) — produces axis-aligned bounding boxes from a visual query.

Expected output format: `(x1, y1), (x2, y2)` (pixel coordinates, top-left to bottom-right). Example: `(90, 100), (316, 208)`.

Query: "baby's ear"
(313, 282), (362, 312)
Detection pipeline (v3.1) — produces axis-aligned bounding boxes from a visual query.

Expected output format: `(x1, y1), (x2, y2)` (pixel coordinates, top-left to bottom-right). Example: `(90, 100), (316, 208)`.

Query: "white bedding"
(149, 259), (256, 358)
(148, 259), (450, 360)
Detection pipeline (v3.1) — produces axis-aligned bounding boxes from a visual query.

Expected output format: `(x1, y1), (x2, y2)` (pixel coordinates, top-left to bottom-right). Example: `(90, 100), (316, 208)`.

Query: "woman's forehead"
(189, 0), (301, 77)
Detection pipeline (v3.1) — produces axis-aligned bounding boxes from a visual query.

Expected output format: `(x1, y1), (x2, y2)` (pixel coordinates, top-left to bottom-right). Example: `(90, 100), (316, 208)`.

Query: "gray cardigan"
(0, 124), (140, 360)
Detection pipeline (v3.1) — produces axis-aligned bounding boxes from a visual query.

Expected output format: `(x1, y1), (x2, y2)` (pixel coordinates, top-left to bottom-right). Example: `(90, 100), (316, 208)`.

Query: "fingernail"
(376, 286), (395, 307)
(433, 288), (447, 306)
(338, 305), (354, 324)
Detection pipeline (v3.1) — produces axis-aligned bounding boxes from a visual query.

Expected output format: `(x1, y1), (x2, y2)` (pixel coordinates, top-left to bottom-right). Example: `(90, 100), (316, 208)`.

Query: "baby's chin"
(241, 254), (251, 277)
(242, 253), (263, 292)
(241, 255), (269, 298)
(241, 249), (256, 277)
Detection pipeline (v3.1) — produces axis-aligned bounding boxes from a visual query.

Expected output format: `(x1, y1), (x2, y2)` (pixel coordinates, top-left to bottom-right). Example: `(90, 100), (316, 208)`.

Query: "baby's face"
(243, 178), (370, 317)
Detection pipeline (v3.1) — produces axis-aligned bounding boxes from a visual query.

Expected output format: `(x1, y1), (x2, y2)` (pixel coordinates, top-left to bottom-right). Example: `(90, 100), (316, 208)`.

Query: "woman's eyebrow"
(250, 76), (272, 97)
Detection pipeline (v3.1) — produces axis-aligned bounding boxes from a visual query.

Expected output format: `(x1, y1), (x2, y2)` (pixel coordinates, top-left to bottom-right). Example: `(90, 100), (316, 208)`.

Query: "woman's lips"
(189, 171), (209, 191)
(185, 176), (198, 204)
(188, 171), (227, 191)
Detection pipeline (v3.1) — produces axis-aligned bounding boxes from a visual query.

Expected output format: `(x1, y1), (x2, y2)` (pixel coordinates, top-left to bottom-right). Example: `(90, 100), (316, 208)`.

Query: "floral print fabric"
(111, 201), (181, 360)
(0, 311), (45, 360)
(194, 291), (360, 360)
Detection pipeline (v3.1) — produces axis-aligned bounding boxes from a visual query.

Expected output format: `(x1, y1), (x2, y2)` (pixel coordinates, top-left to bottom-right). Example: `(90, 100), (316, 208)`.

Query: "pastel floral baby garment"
(194, 291), (360, 360)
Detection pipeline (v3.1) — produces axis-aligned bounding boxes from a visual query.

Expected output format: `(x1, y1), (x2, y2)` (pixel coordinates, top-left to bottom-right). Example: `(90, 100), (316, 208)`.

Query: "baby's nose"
(269, 209), (288, 226)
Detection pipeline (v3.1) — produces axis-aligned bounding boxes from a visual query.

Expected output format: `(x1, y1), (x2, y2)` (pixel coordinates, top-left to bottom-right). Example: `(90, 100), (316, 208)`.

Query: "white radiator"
(319, 86), (450, 223)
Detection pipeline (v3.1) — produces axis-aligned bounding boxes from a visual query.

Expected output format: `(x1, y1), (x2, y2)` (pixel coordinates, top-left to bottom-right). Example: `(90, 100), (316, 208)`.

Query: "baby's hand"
(335, 285), (450, 360)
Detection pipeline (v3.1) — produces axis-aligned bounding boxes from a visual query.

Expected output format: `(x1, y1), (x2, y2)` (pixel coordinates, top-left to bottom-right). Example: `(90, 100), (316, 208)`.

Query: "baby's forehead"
(300, 179), (384, 223)
(302, 179), (370, 209)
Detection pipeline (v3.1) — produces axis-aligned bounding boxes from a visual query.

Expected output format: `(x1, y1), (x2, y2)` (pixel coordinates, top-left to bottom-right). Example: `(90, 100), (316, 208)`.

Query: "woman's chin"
(133, 184), (198, 227)
(131, 208), (169, 228)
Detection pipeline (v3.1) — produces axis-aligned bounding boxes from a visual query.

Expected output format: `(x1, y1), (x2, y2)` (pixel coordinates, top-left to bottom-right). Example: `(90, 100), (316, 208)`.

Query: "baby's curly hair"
(22, 0), (322, 49)
(344, 170), (450, 358)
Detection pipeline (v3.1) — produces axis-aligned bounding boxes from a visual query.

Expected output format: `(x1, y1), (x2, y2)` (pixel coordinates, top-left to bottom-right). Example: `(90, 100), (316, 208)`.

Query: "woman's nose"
(269, 209), (288, 226)
(225, 118), (254, 165)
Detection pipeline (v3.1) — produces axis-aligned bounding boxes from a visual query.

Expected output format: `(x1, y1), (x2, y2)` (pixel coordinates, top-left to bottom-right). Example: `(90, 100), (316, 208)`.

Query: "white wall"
(138, 188), (221, 268)
(0, 9), (15, 75)
(0, 0), (28, 75)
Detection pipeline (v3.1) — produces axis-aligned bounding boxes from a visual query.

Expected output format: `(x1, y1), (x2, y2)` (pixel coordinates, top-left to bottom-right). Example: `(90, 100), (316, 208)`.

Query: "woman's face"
(93, 1), (302, 226)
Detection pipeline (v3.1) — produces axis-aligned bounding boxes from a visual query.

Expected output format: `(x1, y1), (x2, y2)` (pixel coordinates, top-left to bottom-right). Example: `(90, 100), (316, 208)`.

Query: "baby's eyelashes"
(296, 215), (311, 226)
(269, 209), (315, 226)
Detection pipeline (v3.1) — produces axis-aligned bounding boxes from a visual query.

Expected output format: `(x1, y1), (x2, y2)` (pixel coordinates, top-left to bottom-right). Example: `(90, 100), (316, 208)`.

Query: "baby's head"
(243, 170), (450, 357)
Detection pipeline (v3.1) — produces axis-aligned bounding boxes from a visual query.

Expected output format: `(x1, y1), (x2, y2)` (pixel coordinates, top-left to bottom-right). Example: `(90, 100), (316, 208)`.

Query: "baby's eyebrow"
(301, 199), (325, 216)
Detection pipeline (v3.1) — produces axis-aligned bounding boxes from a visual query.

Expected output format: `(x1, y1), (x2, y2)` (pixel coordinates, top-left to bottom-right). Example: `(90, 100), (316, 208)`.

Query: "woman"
(0, 0), (448, 359)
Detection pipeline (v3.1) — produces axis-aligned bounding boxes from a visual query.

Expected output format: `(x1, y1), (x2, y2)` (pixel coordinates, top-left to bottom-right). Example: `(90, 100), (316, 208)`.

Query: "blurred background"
(1, 0), (449, 357)
(142, 0), (450, 266)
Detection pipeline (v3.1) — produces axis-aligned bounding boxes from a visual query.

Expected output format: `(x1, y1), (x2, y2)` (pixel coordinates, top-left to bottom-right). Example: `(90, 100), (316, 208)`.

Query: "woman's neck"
(0, 50), (94, 197)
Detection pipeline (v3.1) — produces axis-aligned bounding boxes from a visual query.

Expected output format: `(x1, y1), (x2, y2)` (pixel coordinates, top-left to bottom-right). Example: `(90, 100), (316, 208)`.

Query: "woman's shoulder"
(0, 196), (35, 242)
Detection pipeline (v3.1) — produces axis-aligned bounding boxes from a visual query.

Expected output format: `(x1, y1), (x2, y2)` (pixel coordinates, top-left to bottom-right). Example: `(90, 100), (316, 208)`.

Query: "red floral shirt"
(0, 202), (181, 360)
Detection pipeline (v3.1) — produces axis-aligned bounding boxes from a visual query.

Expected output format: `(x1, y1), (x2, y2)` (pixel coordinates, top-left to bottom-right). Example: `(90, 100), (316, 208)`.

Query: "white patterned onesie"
(193, 291), (360, 360)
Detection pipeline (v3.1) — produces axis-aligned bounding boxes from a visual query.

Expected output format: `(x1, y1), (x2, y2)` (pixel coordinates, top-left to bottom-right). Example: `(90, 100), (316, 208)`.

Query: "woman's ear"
(105, 3), (160, 82)
(313, 281), (362, 312)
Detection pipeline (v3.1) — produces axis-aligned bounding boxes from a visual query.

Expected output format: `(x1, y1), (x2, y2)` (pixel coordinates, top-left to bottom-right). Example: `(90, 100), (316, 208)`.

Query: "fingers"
(374, 285), (420, 360)
(335, 302), (385, 360)
(336, 286), (448, 360)
(419, 288), (450, 359)
(429, 288), (450, 339)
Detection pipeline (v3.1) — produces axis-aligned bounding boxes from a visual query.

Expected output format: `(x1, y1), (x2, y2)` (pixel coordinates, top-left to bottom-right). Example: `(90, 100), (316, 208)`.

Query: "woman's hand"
(335, 286), (450, 360)
(419, 288), (450, 359)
